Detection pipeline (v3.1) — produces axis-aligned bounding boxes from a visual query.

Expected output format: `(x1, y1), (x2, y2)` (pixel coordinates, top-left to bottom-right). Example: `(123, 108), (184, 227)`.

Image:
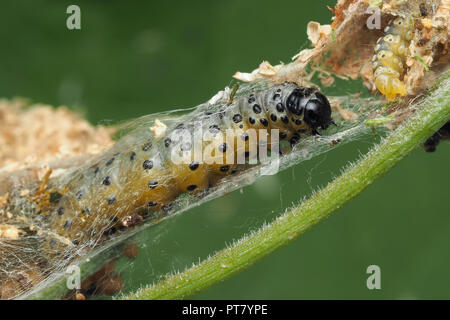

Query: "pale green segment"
(365, 116), (394, 126)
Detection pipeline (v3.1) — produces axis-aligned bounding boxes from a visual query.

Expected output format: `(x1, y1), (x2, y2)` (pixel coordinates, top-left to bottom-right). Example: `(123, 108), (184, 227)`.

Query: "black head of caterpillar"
(285, 86), (333, 135)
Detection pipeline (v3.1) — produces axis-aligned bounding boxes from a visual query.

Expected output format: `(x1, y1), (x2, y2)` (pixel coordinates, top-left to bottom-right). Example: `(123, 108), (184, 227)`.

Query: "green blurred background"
(1, 0), (449, 299)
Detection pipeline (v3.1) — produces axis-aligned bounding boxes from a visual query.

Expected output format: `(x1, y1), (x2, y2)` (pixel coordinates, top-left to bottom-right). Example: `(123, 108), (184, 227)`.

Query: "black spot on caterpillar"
(372, 17), (414, 101)
(18, 82), (333, 262)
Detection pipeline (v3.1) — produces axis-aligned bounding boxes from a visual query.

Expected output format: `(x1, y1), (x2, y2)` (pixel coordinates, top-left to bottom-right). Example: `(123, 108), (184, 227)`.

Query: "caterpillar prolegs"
(8, 82), (333, 264)
(372, 17), (414, 101)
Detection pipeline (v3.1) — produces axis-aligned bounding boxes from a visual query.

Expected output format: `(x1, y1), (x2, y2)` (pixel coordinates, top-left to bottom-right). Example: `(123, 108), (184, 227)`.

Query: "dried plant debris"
(0, 100), (115, 196)
(0, 99), (114, 170)
(235, 0), (449, 106)
(0, 101), (115, 299)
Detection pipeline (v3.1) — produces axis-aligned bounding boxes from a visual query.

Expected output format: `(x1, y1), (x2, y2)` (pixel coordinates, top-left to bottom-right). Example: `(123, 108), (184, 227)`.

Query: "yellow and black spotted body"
(11, 82), (333, 263)
(372, 17), (414, 101)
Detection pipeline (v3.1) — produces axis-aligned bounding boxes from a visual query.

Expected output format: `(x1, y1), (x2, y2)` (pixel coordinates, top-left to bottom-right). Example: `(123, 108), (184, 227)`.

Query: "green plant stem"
(124, 78), (450, 300)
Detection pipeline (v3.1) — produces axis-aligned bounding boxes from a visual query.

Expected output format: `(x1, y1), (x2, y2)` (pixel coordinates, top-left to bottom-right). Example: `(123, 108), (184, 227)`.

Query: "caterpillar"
(372, 17), (414, 101)
(6, 82), (333, 269)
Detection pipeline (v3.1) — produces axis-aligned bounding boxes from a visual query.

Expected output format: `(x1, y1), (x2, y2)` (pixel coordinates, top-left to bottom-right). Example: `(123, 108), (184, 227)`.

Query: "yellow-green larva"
(372, 17), (414, 101)
(11, 82), (333, 263)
